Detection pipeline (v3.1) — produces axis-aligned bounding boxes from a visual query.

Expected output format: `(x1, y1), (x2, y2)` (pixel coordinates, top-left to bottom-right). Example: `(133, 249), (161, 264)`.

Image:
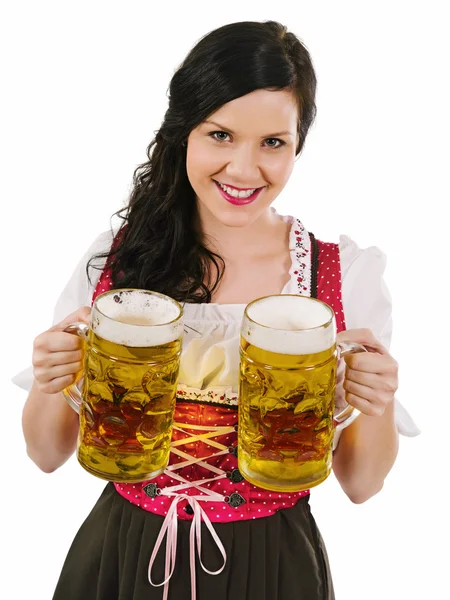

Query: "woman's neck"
(198, 206), (289, 263)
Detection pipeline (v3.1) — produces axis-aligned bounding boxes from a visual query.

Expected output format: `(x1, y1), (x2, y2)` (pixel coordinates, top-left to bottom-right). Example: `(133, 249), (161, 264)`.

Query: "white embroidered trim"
(177, 384), (238, 406)
(289, 218), (312, 297)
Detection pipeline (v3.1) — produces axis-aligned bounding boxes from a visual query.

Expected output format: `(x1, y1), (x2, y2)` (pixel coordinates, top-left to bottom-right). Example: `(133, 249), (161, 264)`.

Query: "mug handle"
(62, 322), (89, 414)
(333, 342), (367, 432)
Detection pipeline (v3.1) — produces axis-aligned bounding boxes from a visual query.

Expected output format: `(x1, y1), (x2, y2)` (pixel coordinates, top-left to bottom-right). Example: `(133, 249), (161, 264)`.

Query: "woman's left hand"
(336, 328), (399, 417)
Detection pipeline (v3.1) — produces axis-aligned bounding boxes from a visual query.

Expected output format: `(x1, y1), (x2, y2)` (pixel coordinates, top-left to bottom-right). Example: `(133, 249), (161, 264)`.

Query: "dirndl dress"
(50, 216), (418, 599)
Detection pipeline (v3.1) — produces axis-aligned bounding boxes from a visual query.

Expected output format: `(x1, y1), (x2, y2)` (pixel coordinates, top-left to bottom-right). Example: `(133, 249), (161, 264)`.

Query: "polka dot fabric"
(91, 229), (346, 523)
(316, 240), (347, 334)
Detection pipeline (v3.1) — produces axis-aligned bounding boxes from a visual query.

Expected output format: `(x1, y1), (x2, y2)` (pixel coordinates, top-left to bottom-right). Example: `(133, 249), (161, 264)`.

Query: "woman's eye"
(210, 131), (230, 142)
(264, 138), (285, 149)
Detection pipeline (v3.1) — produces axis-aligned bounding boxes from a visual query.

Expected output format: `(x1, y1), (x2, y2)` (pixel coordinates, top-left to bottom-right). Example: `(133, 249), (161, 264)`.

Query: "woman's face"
(186, 89), (299, 228)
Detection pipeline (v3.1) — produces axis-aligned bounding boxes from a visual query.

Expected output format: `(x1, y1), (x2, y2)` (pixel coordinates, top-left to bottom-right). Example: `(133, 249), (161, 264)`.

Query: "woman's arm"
(332, 328), (399, 503)
(17, 232), (112, 471)
(22, 383), (79, 473)
(22, 306), (91, 473)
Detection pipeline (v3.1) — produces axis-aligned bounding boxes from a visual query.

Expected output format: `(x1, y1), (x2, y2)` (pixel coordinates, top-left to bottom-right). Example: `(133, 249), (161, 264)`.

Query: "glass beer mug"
(63, 289), (183, 483)
(238, 295), (365, 492)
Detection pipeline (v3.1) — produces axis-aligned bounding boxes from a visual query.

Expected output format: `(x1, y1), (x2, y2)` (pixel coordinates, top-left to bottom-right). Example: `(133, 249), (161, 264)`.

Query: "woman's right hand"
(32, 307), (91, 395)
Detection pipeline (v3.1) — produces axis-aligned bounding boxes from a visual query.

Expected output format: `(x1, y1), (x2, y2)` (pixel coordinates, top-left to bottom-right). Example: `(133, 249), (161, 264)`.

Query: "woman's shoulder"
(85, 229), (117, 257)
(336, 234), (387, 278)
(80, 228), (117, 275)
(51, 229), (117, 324)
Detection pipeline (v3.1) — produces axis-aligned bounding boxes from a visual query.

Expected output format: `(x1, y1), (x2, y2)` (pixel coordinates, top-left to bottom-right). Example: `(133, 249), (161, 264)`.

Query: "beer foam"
(242, 296), (335, 355)
(93, 290), (183, 347)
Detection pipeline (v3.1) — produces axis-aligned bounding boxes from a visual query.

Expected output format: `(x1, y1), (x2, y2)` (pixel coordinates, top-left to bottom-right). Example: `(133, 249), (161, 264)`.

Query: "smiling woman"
(14, 18), (419, 600)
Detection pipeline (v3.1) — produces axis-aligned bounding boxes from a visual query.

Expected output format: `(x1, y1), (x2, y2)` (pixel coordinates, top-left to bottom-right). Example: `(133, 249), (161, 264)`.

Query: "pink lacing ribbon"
(147, 422), (235, 599)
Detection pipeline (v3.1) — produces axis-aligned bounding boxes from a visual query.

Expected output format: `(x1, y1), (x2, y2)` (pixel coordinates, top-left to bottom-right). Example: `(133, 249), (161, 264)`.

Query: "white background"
(1, 1), (448, 598)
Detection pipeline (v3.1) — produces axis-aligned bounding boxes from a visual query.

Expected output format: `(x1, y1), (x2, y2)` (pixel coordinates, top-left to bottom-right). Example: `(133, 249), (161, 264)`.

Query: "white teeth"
(217, 182), (257, 198)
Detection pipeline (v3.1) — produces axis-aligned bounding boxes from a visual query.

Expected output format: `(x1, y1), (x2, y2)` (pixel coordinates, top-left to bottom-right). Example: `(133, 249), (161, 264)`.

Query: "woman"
(17, 20), (418, 600)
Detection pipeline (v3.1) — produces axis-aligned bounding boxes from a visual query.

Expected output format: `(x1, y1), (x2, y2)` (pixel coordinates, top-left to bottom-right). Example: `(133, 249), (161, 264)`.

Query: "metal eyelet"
(143, 483), (161, 499)
(227, 469), (244, 484)
(225, 492), (246, 508)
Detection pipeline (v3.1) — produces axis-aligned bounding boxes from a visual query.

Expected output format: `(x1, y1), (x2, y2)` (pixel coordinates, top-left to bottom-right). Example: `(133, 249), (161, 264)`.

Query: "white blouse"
(13, 216), (420, 444)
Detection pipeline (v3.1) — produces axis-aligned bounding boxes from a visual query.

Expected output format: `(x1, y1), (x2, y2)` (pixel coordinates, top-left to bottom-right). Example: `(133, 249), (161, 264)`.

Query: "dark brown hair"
(89, 20), (317, 302)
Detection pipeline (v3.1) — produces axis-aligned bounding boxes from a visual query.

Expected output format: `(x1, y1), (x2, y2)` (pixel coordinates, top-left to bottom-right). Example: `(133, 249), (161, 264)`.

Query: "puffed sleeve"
(11, 231), (113, 392)
(333, 235), (420, 449)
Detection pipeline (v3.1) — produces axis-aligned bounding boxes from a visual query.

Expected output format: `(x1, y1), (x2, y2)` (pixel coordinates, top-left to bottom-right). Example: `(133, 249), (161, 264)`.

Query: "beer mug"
(238, 295), (365, 492)
(63, 289), (183, 483)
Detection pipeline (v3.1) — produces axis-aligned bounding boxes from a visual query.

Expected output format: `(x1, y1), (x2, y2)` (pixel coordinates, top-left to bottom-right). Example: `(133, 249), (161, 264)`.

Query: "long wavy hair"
(88, 20), (317, 303)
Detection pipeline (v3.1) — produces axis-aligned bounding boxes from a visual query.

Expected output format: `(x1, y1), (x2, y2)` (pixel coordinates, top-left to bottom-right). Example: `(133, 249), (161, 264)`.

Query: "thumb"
(50, 306), (92, 332)
(336, 327), (389, 355)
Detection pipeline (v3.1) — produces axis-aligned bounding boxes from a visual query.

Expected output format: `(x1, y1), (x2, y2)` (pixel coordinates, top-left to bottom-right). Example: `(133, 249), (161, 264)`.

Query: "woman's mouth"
(213, 180), (264, 206)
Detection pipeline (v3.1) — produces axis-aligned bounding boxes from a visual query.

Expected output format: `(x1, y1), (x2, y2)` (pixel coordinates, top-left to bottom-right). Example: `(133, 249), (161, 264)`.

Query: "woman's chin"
(207, 206), (260, 228)
(197, 196), (272, 229)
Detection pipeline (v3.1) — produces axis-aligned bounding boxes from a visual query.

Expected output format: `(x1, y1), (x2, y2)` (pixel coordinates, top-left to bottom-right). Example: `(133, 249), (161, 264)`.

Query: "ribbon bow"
(148, 494), (227, 600)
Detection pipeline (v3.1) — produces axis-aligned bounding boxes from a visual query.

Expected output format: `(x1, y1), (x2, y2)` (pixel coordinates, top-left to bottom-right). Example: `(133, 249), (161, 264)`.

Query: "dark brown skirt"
(53, 483), (334, 600)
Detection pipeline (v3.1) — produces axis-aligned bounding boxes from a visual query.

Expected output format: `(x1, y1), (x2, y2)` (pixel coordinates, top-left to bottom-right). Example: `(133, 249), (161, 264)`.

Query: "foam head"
(92, 289), (183, 347)
(242, 295), (336, 355)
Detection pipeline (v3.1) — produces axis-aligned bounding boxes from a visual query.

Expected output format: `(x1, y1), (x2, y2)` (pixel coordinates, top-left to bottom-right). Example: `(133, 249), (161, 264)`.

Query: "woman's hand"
(32, 307), (91, 395)
(336, 328), (398, 417)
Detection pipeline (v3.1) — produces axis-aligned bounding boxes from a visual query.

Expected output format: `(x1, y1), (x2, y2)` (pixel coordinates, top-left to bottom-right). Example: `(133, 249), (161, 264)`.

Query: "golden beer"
(64, 289), (183, 483)
(238, 295), (338, 492)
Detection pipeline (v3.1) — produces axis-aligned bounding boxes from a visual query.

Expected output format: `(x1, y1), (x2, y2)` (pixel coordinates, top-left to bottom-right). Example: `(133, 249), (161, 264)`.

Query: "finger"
(34, 361), (82, 383)
(343, 351), (398, 375)
(337, 328), (389, 355)
(345, 367), (398, 392)
(38, 374), (78, 395)
(344, 392), (386, 417)
(33, 349), (84, 369)
(48, 350), (83, 367)
(34, 331), (84, 353)
(343, 378), (393, 407)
